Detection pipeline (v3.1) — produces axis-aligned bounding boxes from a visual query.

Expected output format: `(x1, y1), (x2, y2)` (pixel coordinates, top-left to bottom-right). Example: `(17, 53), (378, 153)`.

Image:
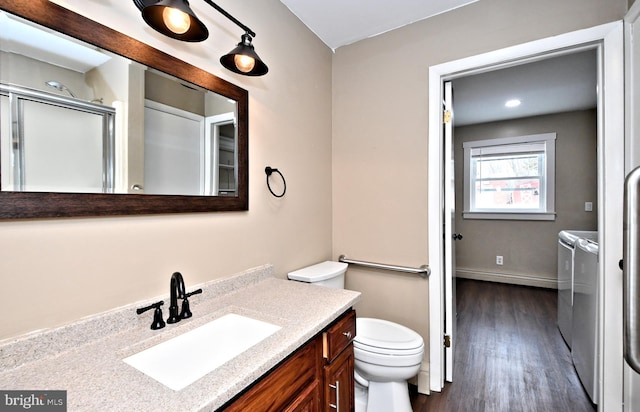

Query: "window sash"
(471, 151), (546, 212)
(472, 151), (544, 180)
(463, 133), (556, 220)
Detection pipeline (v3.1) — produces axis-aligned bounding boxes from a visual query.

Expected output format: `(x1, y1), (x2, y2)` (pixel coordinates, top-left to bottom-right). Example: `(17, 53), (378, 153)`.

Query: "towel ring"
(265, 166), (286, 197)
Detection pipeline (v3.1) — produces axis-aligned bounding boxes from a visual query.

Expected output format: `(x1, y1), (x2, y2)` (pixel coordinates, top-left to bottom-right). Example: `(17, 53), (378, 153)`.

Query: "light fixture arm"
(202, 0), (256, 38)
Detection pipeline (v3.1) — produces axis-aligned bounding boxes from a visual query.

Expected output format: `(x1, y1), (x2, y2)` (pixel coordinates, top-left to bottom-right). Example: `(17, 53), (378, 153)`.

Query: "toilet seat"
(354, 340), (424, 356)
(355, 318), (424, 354)
(353, 318), (425, 368)
(354, 342), (425, 367)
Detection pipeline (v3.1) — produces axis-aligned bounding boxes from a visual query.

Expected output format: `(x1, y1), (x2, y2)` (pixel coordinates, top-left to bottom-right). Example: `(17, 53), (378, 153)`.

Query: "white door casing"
(624, 1), (640, 410)
(205, 112), (236, 196)
(443, 81), (456, 383)
(428, 22), (625, 412)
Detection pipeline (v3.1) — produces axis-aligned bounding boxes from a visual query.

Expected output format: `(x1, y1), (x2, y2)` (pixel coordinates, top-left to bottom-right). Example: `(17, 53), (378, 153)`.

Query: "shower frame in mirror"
(0, 0), (249, 218)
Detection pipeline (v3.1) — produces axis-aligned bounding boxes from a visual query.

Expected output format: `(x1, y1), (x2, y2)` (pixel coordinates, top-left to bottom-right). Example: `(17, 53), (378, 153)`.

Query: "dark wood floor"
(410, 279), (595, 412)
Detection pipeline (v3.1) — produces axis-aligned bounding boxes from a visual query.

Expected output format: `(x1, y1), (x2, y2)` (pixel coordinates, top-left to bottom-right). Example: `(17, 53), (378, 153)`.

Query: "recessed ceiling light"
(505, 99), (521, 108)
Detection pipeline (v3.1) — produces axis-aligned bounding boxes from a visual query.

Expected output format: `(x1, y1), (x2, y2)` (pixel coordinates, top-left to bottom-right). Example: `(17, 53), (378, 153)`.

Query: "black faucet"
(166, 272), (203, 324)
(167, 272), (186, 324)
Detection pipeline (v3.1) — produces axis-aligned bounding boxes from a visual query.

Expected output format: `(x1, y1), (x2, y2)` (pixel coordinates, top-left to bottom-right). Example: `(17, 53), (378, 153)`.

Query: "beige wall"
(0, 0), (333, 340)
(332, 0), (626, 378)
(454, 110), (598, 287)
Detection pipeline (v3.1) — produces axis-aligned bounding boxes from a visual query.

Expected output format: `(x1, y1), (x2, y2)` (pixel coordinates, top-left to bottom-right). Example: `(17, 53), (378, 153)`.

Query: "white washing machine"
(572, 238), (599, 404)
(557, 230), (597, 348)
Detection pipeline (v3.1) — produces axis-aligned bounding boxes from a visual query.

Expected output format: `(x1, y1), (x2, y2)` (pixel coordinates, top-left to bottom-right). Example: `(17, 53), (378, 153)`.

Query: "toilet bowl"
(353, 318), (424, 412)
(287, 261), (425, 412)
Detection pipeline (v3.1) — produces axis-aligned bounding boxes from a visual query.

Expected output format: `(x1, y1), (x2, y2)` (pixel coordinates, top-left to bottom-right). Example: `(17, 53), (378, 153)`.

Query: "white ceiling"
(0, 11), (110, 73)
(280, 0), (598, 126)
(279, 0), (479, 51)
(452, 49), (598, 126)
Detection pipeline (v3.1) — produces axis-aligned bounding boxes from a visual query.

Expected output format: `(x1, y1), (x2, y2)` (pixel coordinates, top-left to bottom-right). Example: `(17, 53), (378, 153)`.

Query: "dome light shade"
(220, 34), (269, 76)
(140, 0), (208, 42)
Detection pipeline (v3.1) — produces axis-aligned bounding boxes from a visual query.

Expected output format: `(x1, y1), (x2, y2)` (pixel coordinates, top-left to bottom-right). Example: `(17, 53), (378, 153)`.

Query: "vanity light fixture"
(133, 0), (268, 76)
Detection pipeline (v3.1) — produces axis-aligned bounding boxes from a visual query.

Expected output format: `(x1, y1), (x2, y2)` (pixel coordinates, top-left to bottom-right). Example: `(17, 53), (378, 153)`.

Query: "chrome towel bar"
(338, 255), (430, 279)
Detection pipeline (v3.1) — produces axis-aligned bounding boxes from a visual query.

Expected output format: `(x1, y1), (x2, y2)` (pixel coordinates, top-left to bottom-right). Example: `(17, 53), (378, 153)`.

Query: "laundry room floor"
(410, 278), (595, 411)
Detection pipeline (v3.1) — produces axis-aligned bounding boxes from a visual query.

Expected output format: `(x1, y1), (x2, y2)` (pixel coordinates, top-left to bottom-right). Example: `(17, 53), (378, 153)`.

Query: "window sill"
(462, 211), (556, 221)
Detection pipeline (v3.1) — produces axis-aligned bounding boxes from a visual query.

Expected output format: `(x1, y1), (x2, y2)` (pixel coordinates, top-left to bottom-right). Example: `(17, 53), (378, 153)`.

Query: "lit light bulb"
(234, 54), (256, 73)
(505, 99), (521, 108)
(162, 7), (191, 35)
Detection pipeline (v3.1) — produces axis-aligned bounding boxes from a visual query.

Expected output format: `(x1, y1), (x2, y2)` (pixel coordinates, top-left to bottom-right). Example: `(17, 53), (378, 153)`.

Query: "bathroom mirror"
(0, 1), (248, 218)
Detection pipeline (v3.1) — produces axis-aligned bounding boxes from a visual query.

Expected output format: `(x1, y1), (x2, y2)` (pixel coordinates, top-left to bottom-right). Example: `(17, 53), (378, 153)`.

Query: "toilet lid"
(287, 261), (348, 282)
(354, 318), (424, 353)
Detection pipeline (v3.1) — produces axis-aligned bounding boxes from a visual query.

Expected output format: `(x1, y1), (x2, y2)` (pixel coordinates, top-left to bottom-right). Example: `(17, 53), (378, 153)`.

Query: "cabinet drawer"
(323, 309), (356, 362)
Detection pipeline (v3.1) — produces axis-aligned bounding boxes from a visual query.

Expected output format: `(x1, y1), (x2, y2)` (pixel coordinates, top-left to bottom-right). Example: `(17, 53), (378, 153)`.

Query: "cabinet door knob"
(343, 331), (352, 339)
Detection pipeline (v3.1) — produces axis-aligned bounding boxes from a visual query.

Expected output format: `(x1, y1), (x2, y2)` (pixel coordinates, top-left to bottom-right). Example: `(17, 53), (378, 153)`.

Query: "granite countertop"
(0, 265), (361, 411)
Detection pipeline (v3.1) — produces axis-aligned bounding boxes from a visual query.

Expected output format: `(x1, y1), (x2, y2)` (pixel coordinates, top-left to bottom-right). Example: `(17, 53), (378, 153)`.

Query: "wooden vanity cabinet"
(221, 309), (355, 412)
(322, 310), (356, 412)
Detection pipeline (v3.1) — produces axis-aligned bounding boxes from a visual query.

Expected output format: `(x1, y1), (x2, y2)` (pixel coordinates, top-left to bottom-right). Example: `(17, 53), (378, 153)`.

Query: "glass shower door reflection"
(20, 100), (105, 193)
(1, 84), (115, 194)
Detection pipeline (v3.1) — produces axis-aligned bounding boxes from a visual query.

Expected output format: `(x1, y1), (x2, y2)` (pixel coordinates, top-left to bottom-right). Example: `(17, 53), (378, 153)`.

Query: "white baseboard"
(456, 268), (558, 289)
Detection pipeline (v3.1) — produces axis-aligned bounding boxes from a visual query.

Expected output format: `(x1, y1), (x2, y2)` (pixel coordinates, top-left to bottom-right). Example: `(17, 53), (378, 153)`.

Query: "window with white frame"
(462, 133), (556, 220)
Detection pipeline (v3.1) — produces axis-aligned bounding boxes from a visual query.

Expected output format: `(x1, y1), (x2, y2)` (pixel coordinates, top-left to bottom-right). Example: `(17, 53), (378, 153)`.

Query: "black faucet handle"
(185, 288), (203, 298)
(136, 300), (163, 315)
(180, 288), (203, 319)
(136, 300), (166, 330)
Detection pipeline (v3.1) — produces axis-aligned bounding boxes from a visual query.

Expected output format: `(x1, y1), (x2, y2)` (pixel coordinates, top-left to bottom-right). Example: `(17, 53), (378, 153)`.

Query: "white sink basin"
(123, 313), (281, 391)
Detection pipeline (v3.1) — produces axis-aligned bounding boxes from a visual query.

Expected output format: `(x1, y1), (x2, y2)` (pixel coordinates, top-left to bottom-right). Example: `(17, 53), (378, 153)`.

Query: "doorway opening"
(446, 47), (598, 405)
(427, 22), (625, 411)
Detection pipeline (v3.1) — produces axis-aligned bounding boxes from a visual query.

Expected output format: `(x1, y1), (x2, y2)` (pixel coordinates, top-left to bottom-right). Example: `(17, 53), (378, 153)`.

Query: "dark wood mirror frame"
(0, 0), (249, 219)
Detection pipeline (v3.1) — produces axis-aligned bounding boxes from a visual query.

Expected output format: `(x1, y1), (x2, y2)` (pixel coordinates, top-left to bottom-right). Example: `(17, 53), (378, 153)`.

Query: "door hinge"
(444, 334), (451, 348)
(443, 110), (452, 124)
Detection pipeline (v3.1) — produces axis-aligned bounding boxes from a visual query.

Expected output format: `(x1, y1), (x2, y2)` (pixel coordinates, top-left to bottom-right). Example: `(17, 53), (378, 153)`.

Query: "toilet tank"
(287, 261), (348, 289)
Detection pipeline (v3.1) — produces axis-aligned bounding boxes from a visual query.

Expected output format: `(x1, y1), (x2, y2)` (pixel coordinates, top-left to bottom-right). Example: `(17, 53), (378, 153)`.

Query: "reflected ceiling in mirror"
(0, 1), (248, 218)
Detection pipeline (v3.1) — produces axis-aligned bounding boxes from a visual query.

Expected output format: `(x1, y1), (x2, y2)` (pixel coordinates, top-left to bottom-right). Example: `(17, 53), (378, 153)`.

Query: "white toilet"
(288, 261), (424, 412)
